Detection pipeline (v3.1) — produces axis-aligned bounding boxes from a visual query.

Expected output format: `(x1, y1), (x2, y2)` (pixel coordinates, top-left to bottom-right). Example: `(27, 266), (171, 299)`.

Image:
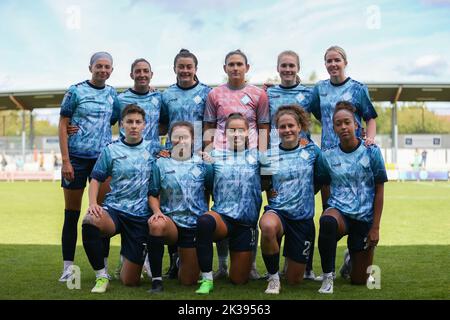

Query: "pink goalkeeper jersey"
(204, 84), (269, 150)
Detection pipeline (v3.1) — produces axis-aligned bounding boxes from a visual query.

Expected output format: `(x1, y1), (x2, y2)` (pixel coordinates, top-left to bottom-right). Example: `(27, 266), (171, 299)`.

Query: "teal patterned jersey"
(161, 82), (211, 151)
(316, 140), (388, 222)
(60, 80), (121, 158)
(118, 88), (162, 156)
(310, 78), (377, 150)
(149, 155), (212, 229)
(260, 141), (321, 220)
(91, 138), (154, 217)
(210, 149), (262, 226)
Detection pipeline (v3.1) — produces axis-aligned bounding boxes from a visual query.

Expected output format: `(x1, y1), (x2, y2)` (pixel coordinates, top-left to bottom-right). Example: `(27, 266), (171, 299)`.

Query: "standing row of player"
(58, 46), (385, 295)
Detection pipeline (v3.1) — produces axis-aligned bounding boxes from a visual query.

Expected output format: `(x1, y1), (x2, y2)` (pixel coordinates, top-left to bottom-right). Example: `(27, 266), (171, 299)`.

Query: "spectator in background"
(39, 151), (45, 171)
(1, 153), (7, 171)
(421, 150), (427, 169)
(412, 149), (421, 172)
(15, 156), (24, 171)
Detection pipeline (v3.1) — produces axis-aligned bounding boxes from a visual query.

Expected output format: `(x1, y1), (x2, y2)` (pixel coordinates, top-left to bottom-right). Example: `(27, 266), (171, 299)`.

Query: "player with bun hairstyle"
(159, 49), (212, 278)
(316, 101), (387, 294)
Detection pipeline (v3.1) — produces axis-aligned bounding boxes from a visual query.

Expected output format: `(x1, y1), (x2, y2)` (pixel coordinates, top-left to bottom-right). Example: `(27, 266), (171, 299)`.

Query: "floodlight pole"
(392, 86), (402, 167)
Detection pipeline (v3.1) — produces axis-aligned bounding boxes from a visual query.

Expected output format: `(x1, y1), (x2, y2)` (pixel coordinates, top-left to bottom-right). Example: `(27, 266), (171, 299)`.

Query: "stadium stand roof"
(1, 83), (450, 111)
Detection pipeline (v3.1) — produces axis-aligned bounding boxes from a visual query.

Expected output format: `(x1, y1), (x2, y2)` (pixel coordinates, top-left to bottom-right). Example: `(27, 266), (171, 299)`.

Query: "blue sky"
(0, 0), (449, 91)
(1, 0), (450, 118)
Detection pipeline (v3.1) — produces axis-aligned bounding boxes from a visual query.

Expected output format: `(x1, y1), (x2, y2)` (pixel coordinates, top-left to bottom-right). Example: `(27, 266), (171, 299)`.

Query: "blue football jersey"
(260, 141), (321, 220)
(316, 140), (388, 222)
(118, 89), (162, 156)
(310, 78), (377, 150)
(210, 149), (262, 226)
(161, 82), (211, 151)
(91, 138), (154, 217)
(148, 155), (212, 229)
(60, 80), (121, 159)
(267, 84), (319, 147)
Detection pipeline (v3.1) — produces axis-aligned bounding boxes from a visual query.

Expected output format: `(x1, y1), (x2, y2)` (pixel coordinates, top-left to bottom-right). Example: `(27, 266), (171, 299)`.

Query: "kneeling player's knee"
(197, 214), (216, 236)
(351, 275), (367, 285)
(319, 215), (338, 235)
(259, 221), (277, 240)
(230, 275), (248, 285)
(149, 219), (165, 236)
(82, 214), (94, 226)
(121, 276), (140, 287)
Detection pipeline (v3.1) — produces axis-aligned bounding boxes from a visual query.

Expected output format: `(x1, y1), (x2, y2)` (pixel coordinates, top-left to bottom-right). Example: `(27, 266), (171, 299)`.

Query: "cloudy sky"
(0, 0), (449, 92)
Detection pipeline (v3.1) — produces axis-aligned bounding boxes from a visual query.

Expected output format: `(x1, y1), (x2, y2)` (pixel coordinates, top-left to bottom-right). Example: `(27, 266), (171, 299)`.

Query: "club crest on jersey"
(151, 97), (159, 106)
(359, 155), (370, 167)
(193, 95), (202, 105)
(342, 92), (353, 101)
(296, 93), (305, 102)
(240, 95), (251, 105)
(190, 166), (202, 178)
(300, 150), (309, 161)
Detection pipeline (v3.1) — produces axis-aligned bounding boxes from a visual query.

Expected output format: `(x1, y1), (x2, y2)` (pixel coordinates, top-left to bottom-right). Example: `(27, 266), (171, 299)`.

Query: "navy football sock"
(62, 209), (80, 261)
(149, 236), (165, 278)
(196, 214), (216, 273)
(82, 224), (105, 271)
(262, 252), (280, 275)
(318, 215), (338, 274)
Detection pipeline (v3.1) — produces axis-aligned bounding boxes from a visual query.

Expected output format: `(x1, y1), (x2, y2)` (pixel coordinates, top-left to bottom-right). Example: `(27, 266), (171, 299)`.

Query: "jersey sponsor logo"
(113, 155), (127, 160)
(270, 94), (281, 98)
(167, 98), (178, 103)
(331, 161), (341, 167)
(165, 170), (176, 174)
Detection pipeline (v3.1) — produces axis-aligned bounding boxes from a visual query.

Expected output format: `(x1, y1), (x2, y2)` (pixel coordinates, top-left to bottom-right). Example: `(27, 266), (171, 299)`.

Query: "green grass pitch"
(0, 181), (448, 300)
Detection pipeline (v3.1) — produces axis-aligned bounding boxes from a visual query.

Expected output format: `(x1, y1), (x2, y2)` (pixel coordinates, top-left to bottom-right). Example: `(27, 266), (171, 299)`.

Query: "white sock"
(119, 255), (124, 264)
(104, 258), (108, 272)
(251, 261), (257, 270)
(268, 273), (280, 281)
(202, 272), (213, 281)
(95, 268), (108, 279)
(152, 277), (162, 282)
(63, 261), (73, 270)
(324, 272), (334, 279)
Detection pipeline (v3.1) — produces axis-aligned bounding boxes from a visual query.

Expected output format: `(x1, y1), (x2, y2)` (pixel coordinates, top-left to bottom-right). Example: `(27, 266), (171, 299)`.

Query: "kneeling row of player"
(81, 102), (387, 295)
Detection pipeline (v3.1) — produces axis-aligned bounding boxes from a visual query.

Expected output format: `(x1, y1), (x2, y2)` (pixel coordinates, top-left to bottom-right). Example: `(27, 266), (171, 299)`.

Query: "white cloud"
(400, 55), (449, 77)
